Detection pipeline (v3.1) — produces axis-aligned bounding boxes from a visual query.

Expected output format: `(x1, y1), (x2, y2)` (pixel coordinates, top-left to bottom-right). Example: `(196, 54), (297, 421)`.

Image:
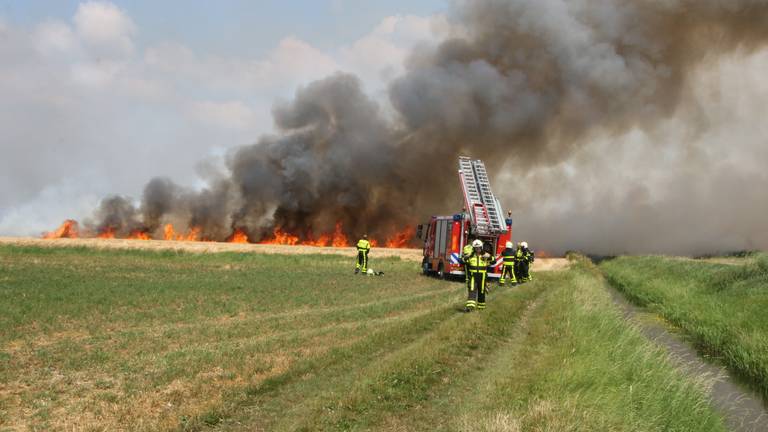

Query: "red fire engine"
(417, 157), (513, 279)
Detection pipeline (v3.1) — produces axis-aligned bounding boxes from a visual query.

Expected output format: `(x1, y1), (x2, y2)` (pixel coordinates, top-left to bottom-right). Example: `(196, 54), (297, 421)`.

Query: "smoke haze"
(7, 0), (768, 254)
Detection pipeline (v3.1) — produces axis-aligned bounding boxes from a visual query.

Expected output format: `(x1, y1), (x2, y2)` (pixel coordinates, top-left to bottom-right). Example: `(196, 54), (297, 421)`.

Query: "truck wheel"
(422, 259), (431, 276)
(437, 263), (446, 280)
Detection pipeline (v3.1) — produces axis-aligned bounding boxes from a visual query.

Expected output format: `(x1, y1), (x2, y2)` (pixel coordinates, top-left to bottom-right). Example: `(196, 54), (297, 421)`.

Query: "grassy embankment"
(0, 245), (724, 431)
(601, 253), (768, 399)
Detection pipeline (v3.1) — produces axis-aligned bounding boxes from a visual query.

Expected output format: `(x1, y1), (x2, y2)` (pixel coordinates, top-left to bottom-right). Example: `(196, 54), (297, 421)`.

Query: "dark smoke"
(91, 0), (768, 252)
(141, 177), (179, 233)
(89, 196), (142, 235)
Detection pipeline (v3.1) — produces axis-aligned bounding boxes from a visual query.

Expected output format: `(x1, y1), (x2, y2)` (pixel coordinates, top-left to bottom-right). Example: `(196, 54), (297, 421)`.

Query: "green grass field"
(0, 246), (726, 431)
(601, 253), (768, 399)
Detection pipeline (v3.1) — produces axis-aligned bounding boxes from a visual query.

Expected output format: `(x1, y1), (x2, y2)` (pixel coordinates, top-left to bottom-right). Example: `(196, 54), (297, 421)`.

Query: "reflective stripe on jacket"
(466, 254), (492, 273)
(502, 248), (515, 265)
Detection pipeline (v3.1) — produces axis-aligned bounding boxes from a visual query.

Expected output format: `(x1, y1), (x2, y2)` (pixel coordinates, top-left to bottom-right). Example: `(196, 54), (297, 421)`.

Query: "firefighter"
(463, 239), (494, 312)
(514, 242), (526, 283)
(500, 241), (517, 286)
(355, 234), (371, 274)
(516, 241), (534, 282)
(521, 241), (534, 282)
(461, 236), (475, 283)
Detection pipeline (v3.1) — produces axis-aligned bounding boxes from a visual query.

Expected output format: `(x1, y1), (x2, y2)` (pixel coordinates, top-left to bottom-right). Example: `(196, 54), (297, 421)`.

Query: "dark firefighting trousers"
(356, 250), (369, 272)
(466, 270), (487, 310)
(500, 263), (517, 285)
(518, 261), (530, 282)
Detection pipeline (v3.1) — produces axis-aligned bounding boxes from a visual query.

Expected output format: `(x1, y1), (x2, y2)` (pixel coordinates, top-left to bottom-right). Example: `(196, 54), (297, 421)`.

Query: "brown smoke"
(90, 0), (768, 252)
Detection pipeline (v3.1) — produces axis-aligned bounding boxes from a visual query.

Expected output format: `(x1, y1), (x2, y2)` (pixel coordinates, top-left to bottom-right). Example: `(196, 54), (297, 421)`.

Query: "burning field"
(4, 0), (768, 429)
(0, 236), (426, 262)
(39, 218), (416, 249)
(24, 0), (768, 257)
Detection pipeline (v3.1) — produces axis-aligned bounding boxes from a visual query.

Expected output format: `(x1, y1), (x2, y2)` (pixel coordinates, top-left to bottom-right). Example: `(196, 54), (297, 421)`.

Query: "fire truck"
(417, 157), (513, 279)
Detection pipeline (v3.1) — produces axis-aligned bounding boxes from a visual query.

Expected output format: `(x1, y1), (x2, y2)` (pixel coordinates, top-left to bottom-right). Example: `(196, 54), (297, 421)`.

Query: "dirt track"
(0, 237), (569, 271)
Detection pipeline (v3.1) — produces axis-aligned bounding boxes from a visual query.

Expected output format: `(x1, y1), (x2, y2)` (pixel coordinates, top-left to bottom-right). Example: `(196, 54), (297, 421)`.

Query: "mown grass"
(0, 246), (725, 431)
(216, 256), (724, 431)
(434, 256), (725, 432)
(0, 245), (453, 431)
(601, 253), (768, 399)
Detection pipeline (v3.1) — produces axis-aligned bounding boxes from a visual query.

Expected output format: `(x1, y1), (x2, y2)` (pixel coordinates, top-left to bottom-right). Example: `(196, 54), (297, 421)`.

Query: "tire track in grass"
(206, 297), (465, 431)
(383, 289), (548, 431)
(274, 284), (545, 431)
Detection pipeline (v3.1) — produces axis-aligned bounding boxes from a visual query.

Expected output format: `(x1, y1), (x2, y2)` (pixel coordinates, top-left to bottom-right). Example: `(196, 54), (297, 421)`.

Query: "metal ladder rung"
(459, 156), (507, 235)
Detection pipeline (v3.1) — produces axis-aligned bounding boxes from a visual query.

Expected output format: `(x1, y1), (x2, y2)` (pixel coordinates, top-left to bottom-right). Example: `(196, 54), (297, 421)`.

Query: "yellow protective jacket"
(356, 239), (371, 252)
(462, 244), (474, 260)
(466, 254), (493, 274)
(525, 249), (535, 263)
(515, 248), (525, 262)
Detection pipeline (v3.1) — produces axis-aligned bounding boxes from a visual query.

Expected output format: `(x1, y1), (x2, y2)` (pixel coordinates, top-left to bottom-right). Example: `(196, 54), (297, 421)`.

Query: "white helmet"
(472, 239), (483, 248)
(505, 241), (513, 248)
(520, 241), (528, 248)
(366, 269), (375, 275)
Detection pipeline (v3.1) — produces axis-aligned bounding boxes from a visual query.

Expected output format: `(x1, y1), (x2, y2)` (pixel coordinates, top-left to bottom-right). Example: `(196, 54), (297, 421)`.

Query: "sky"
(0, 0), (449, 235)
(2, 0), (767, 256)
(0, 1), (447, 56)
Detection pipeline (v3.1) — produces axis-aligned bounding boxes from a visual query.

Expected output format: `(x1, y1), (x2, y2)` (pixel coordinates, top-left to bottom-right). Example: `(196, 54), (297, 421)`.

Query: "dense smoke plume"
(89, 0), (768, 252)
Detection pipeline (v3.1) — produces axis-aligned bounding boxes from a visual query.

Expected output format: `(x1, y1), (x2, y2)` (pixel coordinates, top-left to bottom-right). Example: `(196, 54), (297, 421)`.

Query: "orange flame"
(182, 226), (202, 242)
(42, 219), (79, 239)
(260, 226), (299, 245)
(385, 226), (415, 248)
(304, 232), (331, 247)
(330, 221), (349, 247)
(162, 224), (203, 241)
(97, 227), (116, 239)
(302, 222), (349, 247)
(227, 228), (249, 243)
(127, 230), (151, 240)
(163, 224), (177, 241)
(42, 219), (416, 249)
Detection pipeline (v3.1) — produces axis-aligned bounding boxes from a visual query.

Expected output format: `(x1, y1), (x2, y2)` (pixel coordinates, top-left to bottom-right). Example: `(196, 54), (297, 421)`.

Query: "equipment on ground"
(417, 156), (513, 280)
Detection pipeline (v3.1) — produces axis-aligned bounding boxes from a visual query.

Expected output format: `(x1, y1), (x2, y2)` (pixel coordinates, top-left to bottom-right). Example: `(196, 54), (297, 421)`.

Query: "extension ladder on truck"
(458, 156), (508, 236)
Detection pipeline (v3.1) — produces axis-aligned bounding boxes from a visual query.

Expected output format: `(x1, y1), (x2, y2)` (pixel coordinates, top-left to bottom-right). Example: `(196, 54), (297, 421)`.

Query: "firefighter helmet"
(505, 241), (513, 248)
(472, 239), (483, 248)
(366, 269), (374, 275)
(520, 241), (528, 248)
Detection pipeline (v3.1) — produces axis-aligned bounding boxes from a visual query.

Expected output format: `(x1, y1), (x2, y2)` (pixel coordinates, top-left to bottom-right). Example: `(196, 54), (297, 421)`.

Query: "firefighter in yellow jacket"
(461, 238), (474, 283)
(463, 239), (494, 312)
(500, 241), (517, 285)
(515, 241), (534, 282)
(520, 241), (534, 282)
(355, 235), (371, 274)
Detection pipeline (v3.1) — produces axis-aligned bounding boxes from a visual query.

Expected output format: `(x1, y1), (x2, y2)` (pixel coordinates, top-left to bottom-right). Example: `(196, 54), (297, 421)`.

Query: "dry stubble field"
(0, 240), (725, 431)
